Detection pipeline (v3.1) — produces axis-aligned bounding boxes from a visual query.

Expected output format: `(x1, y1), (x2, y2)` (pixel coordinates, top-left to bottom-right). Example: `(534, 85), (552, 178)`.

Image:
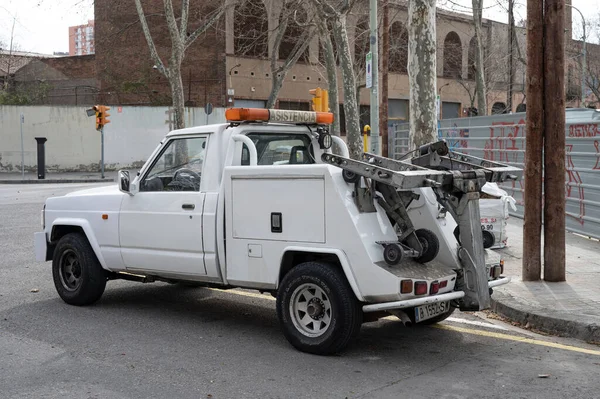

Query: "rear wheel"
(276, 262), (362, 355)
(52, 233), (107, 306)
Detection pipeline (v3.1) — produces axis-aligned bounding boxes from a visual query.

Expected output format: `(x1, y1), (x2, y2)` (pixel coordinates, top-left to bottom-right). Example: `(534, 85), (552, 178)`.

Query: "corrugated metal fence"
(389, 109), (600, 240)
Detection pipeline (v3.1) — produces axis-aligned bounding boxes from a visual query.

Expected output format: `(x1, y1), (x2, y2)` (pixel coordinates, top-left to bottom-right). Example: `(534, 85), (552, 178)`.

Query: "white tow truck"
(34, 108), (521, 355)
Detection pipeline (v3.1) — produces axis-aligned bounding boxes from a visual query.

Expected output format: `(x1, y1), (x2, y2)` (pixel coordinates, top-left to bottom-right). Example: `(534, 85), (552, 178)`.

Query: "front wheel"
(276, 262), (362, 355)
(52, 233), (107, 306)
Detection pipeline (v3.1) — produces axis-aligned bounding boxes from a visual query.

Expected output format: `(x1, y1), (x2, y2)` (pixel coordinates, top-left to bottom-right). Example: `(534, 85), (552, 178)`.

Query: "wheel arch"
(50, 218), (108, 270)
(278, 247), (364, 302)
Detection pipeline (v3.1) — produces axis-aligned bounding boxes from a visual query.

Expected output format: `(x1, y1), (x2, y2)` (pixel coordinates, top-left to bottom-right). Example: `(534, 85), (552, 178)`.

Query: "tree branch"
(184, 5), (228, 49)
(163, 0), (182, 53)
(134, 0), (169, 77)
(180, 0), (190, 39)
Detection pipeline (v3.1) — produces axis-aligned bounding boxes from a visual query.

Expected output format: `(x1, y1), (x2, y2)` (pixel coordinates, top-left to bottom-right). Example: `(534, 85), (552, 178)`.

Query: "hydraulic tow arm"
(322, 141), (522, 311)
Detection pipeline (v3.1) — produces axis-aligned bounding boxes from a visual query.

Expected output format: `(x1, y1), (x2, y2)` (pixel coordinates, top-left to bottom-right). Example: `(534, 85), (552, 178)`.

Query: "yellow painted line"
(433, 324), (600, 356)
(213, 289), (600, 356)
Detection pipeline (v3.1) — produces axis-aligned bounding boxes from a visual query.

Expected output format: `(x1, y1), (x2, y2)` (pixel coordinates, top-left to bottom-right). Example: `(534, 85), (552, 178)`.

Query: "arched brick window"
(443, 31), (462, 78)
(390, 22), (408, 74)
(234, 0), (268, 58)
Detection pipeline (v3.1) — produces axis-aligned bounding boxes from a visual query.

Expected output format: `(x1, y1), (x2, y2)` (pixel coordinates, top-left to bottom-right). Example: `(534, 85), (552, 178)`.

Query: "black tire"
(454, 226), (496, 249)
(482, 230), (495, 249)
(415, 229), (440, 263)
(383, 243), (403, 266)
(408, 306), (456, 325)
(342, 170), (360, 184)
(52, 233), (107, 306)
(276, 262), (362, 355)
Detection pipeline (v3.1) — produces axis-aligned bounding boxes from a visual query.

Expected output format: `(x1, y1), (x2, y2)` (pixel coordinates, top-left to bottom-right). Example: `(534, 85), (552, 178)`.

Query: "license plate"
(414, 301), (449, 323)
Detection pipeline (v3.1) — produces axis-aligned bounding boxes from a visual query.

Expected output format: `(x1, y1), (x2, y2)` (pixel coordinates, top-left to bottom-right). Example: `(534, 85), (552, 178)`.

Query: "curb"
(491, 291), (600, 343)
(0, 179), (114, 184)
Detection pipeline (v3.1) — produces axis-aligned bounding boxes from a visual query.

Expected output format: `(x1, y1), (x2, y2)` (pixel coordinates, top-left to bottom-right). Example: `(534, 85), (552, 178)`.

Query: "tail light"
(439, 280), (448, 289)
(430, 281), (440, 295)
(400, 279), (413, 294)
(415, 281), (427, 295)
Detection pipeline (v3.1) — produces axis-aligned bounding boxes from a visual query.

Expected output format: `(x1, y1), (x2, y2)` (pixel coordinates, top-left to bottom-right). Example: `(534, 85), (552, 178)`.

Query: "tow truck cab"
(35, 108), (515, 355)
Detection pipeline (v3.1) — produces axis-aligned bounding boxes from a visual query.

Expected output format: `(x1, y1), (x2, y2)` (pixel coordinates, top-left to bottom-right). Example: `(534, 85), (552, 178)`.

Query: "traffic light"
(99, 105), (111, 127)
(309, 87), (329, 112)
(91, 105), (111, 131)
(92, 105), (101, 130)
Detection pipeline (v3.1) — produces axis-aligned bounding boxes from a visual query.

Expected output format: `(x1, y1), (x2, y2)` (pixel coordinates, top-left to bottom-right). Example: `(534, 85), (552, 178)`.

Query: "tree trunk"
(319, 22), (341, 136)
(380, 0), (390, 156)
(507, 0), (515, 113)
(408, 0), (437, 149)
(169, 66), (186, 130)
(266, 71), (285, 108)
(332, 15), (362, 159)
(472, 0), (487, 116)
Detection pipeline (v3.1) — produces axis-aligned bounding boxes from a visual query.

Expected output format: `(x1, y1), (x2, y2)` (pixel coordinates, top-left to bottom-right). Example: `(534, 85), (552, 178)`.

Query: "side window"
(241, 133), (314, 165)
(140, 136), (207, 192)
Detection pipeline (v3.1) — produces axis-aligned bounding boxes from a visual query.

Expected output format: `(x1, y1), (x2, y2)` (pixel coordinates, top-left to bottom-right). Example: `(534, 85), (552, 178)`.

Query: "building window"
(443, 31), (463, 78)
(390, 21), (408, 74)
(234, 0), (268, 58)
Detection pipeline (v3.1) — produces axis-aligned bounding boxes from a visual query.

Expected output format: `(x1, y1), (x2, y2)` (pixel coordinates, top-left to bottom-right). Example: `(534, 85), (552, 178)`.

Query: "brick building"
(90, 0), (594, 127)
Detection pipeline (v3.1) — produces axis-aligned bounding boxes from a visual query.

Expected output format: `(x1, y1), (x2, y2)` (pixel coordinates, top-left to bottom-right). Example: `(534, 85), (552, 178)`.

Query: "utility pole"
(380, 0), (389, 157)
(523, 0), (544, 281)
(543, 0), (566, 281)
(369, 0), (380, 155)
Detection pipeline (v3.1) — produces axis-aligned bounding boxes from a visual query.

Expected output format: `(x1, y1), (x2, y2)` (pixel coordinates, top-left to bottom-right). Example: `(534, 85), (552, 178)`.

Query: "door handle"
(182, 203), (195, 210)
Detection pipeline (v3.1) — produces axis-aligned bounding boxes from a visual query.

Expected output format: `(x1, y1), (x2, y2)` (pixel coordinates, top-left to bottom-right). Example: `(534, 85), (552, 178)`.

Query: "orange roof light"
(225, 108), (334, 125)
(225, 108), (269, 122)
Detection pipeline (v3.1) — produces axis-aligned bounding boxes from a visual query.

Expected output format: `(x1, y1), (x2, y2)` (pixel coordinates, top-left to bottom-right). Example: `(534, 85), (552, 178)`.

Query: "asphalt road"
(1, 183), (599, 399)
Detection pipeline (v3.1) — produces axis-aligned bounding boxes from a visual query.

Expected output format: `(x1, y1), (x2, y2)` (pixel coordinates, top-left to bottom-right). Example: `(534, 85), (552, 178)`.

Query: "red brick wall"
(94, 0), (227, 106)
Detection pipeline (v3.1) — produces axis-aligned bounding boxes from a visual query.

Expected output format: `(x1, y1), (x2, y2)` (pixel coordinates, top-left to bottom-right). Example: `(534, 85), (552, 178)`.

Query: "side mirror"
(118, 170), (132, 195)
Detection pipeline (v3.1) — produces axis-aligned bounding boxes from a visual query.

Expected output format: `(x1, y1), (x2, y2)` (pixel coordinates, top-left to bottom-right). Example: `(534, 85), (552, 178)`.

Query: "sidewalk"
(491, 218), (600, 343)
(0, 171), (117, 184)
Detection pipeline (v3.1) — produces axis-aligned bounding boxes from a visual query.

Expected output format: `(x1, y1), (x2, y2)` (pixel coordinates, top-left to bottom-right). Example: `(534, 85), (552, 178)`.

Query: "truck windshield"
(242, 133), (314, 165)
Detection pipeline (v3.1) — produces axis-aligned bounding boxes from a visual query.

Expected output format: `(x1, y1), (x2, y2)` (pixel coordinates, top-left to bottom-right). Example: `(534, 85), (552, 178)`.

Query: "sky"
(0, 0), (598, 55)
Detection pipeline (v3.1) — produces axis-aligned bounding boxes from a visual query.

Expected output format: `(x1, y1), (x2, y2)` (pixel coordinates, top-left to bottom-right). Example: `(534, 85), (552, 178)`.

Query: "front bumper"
(34, 232), (48, 262)
(362, 276), (511, 312)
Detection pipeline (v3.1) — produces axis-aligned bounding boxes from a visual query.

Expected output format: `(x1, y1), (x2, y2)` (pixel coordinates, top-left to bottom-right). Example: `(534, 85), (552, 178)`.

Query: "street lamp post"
(568, 4), (587, 107)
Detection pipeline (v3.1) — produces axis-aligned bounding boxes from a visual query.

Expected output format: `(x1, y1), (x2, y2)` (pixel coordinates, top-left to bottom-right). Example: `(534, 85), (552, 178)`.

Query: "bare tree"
(316, 16), (341, 135)
(134, 0), (229, 129)
(310, 0), (362, 159)
(472, 0), (487, 115)
(408, 0), (437, 149)
(0, 17), (17, 90)
(266, 2), (315, 108)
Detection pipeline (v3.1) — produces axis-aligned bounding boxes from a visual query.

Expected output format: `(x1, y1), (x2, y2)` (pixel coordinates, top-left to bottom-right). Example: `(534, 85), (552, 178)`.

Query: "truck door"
(119, 135), (208, 276)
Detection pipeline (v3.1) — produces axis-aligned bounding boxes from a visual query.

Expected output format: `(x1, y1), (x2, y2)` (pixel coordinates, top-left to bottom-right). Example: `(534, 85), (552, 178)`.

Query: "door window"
(141, 136), (207, 192)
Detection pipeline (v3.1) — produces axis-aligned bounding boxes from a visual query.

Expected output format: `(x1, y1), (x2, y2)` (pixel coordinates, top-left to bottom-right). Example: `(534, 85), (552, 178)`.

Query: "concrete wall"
(0, 105), (226, 173)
